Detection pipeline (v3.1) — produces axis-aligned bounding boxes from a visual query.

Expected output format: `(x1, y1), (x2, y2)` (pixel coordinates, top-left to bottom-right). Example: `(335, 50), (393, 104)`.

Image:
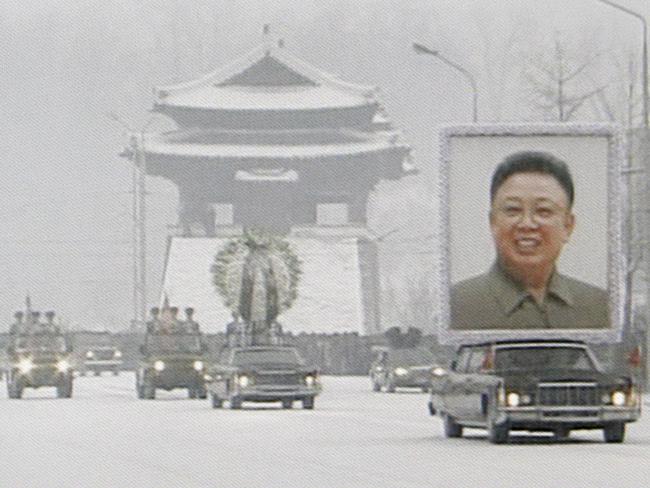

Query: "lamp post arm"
(596, 0), (648, 127)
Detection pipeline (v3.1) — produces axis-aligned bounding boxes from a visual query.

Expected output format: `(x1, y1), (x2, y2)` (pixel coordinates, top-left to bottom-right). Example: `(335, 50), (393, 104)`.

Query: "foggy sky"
(1, 0), (646, 330)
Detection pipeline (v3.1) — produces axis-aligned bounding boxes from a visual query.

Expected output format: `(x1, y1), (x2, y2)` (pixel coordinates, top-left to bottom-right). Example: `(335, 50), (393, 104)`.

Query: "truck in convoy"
(136, 329), (209, 400)
(5, 329), (74, 399)
(428, 340), (641, 443)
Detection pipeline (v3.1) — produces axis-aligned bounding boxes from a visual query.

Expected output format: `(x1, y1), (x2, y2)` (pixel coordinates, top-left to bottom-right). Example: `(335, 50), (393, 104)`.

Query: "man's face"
(490, 172), (575, 276)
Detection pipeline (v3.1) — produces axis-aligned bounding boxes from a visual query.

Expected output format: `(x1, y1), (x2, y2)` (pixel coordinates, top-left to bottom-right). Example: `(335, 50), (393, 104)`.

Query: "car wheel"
(443, 414), (463, 438)
(554, 427), (571, 441)
(230, 396), (242, 409)
(386, 380), (396, 393)
(603, 422), (626, 443)
(487, 419), (510, 444)
(94, 371), (101, 377)
(113, 369), (119, 376)
(282, 399), (293, 409)
(188, 388), (197, 399)
(136, 383), (145, 399)
(302, 397), (315, 410)
(372, 381), (381, 392)
(143, 383), (156, 400)
(7, 380), (22, 399)
(211, 393), (223, 409)
(421, 387), (429, 393)
(198, 387), (208, 400)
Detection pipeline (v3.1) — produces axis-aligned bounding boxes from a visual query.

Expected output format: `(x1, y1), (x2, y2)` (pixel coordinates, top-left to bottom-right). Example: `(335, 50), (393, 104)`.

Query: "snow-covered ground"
(0, 374), (648, 488)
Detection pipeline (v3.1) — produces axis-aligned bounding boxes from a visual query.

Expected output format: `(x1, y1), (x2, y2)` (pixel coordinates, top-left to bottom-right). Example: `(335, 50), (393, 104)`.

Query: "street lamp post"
(413, 42), (478, 123)
(108, 113), (155, 330)
(596, 0), (648, 128)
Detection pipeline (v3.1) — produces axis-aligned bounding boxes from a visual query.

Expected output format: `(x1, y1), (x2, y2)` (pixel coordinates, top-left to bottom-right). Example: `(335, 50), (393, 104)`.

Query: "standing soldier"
(9, 311), (24, 334)
(184, 307), (199, 333)
(169, 306), (181, 333)
(44, 311), (59, 333)
(146, 307), (160, 333)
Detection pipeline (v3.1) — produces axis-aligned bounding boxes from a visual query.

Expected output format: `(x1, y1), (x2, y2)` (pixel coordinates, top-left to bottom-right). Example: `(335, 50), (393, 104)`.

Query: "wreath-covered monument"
(212, 230), (301, 345)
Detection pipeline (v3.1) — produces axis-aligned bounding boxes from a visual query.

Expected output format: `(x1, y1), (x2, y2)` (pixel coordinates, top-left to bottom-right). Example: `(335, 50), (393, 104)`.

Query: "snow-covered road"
(0, 374), (648, 488)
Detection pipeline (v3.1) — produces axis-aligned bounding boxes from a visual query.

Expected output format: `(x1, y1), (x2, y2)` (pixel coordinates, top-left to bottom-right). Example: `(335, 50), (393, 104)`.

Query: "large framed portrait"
(437, 123), (625, 344)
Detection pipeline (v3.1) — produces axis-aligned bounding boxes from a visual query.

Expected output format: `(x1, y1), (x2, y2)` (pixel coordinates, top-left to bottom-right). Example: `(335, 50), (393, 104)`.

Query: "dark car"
(429, 340), (641, 444)
(369, 347), (435, 393)
(206, 346), (321, 410)
(80, 334), (123, 376)
(136, 331), (208, 399)
(5, 332), (74, 399)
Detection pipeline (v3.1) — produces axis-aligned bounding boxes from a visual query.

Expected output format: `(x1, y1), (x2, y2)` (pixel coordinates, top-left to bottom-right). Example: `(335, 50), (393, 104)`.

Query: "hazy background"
(1, 0), (646, 330)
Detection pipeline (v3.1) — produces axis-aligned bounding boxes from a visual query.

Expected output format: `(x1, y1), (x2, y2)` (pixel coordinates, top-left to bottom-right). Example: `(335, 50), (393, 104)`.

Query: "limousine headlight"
(193, 360), (204, 372)
(394, 368), (408, 376)
(305, 375), (316, 387)
(17, 358), (34, 374)
(611, 390), (627, 407)
(237, 375), (251, 388)
(154, 360), (165, 372)
(506, 392), (520, 407)
(56, 359), (71, 372)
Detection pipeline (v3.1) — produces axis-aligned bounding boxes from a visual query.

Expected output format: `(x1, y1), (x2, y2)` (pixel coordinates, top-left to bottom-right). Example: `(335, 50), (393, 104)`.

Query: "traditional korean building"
(126, 38), (414, 334)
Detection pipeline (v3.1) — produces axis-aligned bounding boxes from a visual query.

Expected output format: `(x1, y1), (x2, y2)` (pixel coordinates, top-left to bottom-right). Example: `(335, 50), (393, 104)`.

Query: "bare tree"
(523, 33), (607, 121)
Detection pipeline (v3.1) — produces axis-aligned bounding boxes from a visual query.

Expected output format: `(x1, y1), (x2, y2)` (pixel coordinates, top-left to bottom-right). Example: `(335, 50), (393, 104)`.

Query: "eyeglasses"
(493, 203), (568, 224)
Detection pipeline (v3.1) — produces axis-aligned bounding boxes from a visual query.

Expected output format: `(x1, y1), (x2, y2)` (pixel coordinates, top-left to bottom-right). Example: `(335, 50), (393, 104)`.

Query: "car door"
(442, 347), (472, 419)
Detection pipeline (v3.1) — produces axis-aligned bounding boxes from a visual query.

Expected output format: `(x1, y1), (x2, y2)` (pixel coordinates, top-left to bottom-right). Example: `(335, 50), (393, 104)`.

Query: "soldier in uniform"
(9, 311), (24, 334)
(43, 311), (60, 333)
(169, 306), (181, 333)
(146, 307), (160, 333)
(184, 307), (199, 333)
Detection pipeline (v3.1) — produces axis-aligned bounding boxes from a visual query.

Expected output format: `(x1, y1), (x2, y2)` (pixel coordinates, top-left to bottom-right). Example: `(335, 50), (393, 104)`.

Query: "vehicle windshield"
(146, 334), (202, 353)
(13, 334), (67, 353)
(495, 346), (596, 372)
(87, 334), (113, 347)
(386, 348), (433, 366)
(231, 348), (303, 367)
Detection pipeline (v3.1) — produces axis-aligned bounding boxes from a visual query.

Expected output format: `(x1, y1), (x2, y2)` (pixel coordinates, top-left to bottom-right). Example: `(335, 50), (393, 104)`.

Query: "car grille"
(255, 372), (301, 386)
(537, 382), (599, 406)
(91, 350), (116, 360)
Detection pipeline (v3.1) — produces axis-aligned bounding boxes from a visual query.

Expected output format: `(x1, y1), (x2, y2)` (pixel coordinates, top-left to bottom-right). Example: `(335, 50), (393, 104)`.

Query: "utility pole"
(108, 113), (154, 330)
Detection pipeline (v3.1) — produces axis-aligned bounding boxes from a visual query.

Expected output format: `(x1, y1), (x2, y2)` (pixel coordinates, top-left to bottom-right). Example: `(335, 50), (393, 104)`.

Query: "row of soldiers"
(9, 310), (61, 335)
(146, 306), (200, 334)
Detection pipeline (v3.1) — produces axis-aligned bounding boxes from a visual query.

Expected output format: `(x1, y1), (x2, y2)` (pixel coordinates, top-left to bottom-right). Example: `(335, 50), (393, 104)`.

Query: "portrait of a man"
(450, 150), (609, 330)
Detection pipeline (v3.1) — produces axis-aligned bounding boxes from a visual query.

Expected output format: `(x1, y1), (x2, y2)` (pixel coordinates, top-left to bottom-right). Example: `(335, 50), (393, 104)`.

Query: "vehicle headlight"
(193, 360), (204, 371)
(305, 375), (316, 387)
(17, 358), (34, 374)
(238, 375), (250, 388)
(114, 350), (122, 359)
(394, 367), (408, 376)
(154, 360), (165, 372)
(611, 391), (627, 407)
(203, 374), (213, 382)
(56, 359), (71, 372)
(432, 367), (446, 377)
(506, 392), (520, 407)
(520, 394), (532, 405)
(86, 351), (94, 359)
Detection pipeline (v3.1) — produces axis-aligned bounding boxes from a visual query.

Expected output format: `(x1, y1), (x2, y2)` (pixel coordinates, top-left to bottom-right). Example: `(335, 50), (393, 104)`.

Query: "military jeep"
(5, 331), (74, 399)
(136, 331), (208, 399)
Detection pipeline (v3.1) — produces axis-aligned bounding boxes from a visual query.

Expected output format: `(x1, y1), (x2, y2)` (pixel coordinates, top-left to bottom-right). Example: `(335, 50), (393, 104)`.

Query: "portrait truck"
(440, 126), (623, 337)
(450, 150), (608, 330)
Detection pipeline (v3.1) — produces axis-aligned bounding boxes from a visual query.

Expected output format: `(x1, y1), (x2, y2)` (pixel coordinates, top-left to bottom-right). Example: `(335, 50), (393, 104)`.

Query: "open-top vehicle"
(5, 331), (74, 399)
(136, 331), (208, 399)
(429, 340), (641, 444)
